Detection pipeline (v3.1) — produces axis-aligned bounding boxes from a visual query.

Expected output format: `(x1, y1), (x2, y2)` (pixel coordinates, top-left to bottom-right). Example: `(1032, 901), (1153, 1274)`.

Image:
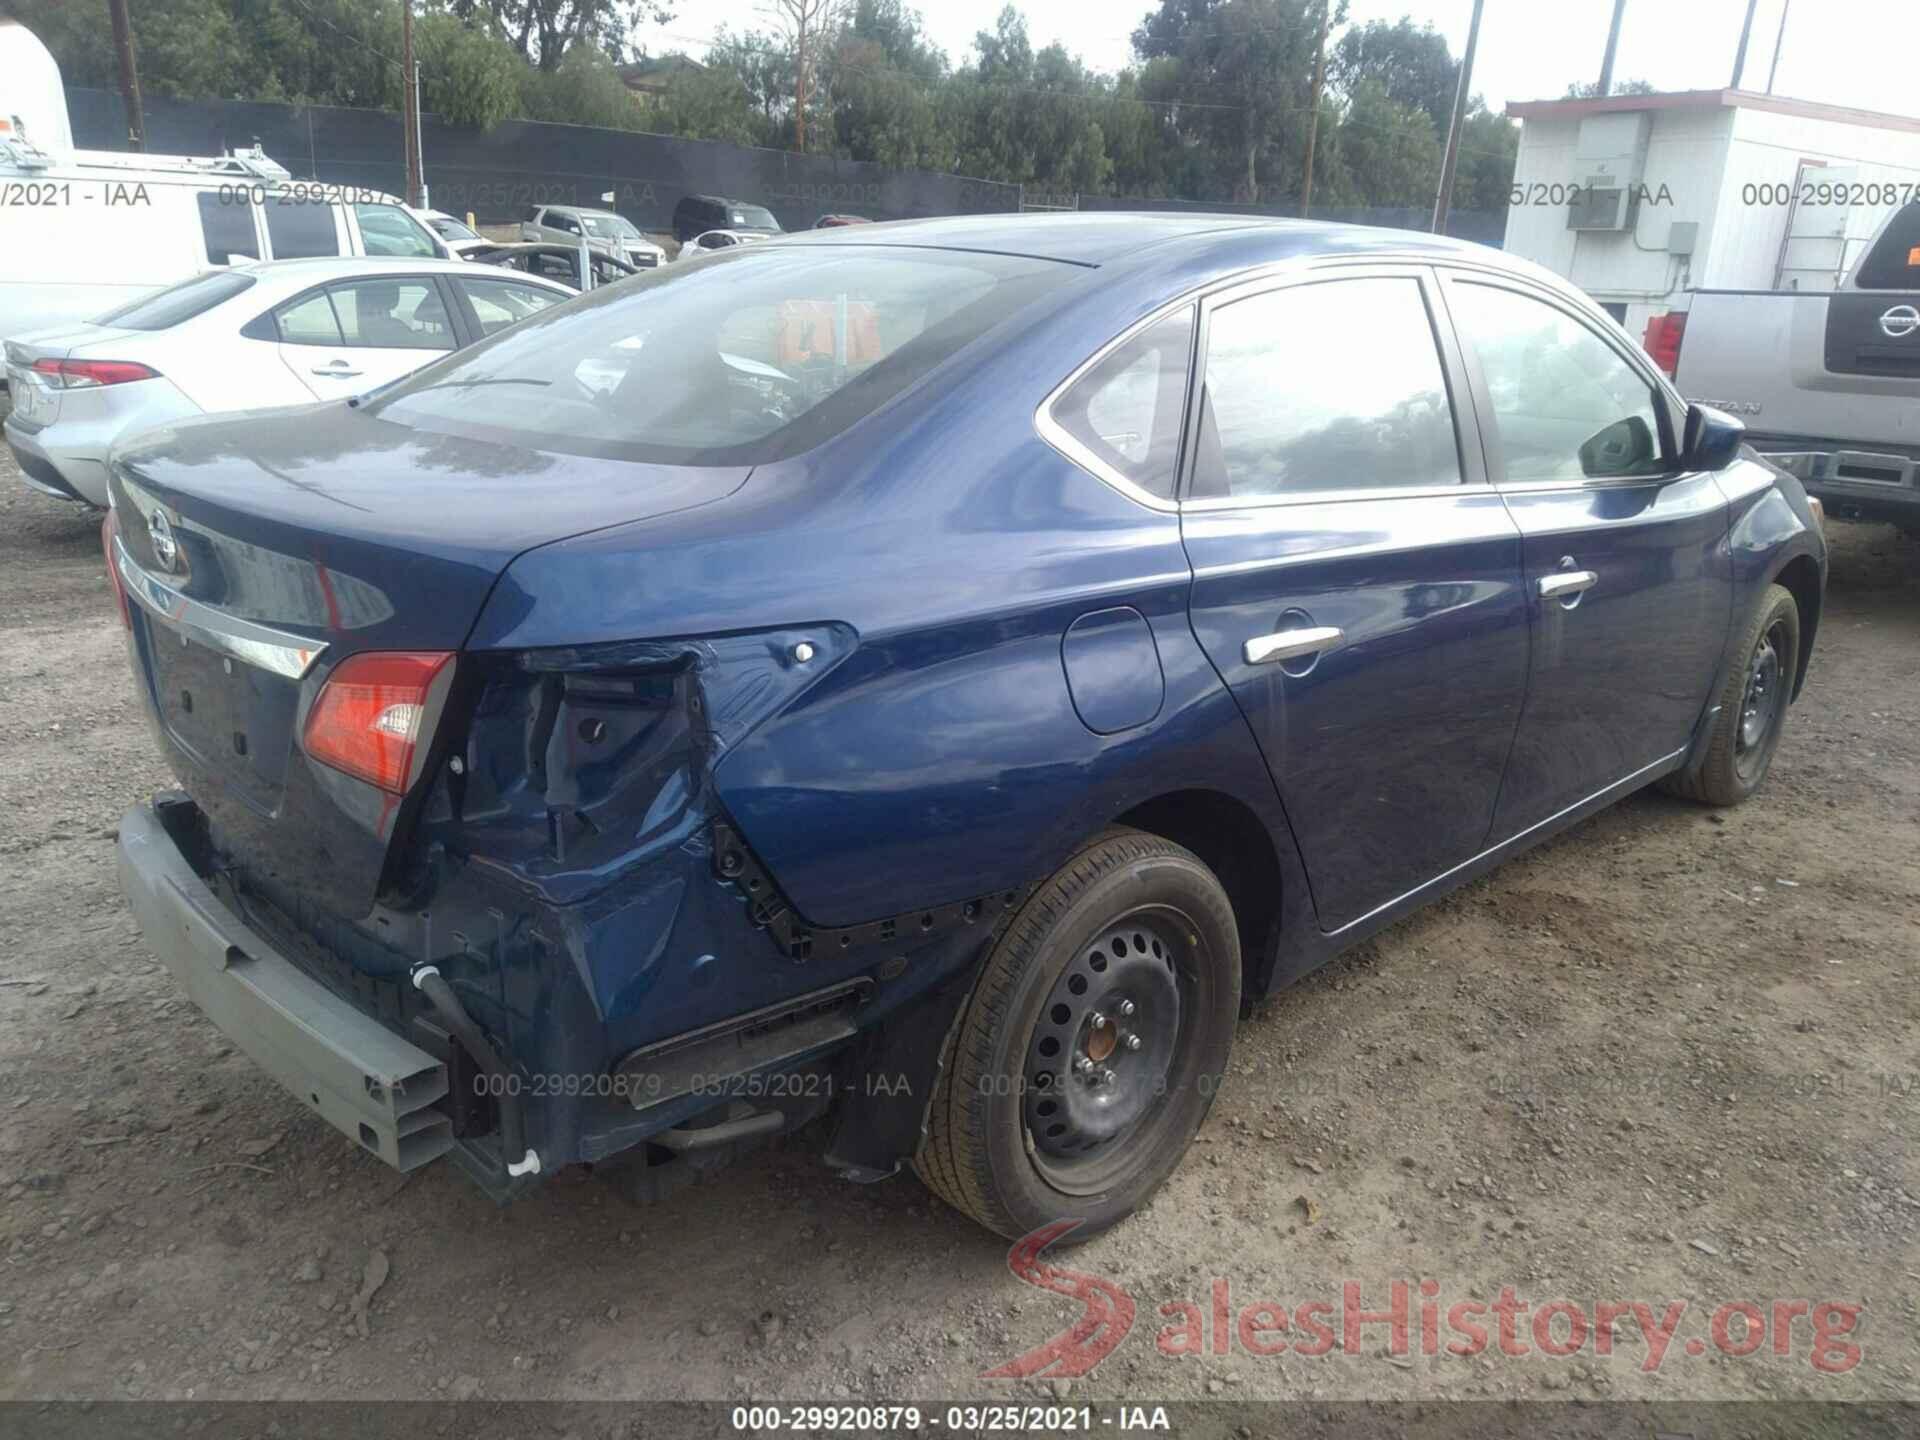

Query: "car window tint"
(374, 248), (1061, 466)
(548, 211), (580, 234)
(354, 203), (439, 258)
(1049, 307), (1194, 501)
(1197, 278), (1461, 498)
(275, 291), (344, 346)
(1450, 282), (1665, 483)
(327, 280), (455, 350)
(1854, 201), (1920, 290)
(96, 269), (257, 330)
(461, 278), (566, 337)
(197, 191), (259, 265)
(264, 197), (340, 259)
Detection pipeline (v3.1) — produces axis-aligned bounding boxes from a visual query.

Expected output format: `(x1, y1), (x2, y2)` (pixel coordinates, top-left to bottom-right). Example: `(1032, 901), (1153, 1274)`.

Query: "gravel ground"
(0, 452), (1914, 1407)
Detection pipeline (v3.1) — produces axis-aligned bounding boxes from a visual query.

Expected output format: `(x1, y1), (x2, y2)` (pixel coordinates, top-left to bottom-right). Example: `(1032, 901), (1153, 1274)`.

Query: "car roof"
(230, 256), (571, 298)
(779, 211), (1492, 268)
(240, 256), (492, 278)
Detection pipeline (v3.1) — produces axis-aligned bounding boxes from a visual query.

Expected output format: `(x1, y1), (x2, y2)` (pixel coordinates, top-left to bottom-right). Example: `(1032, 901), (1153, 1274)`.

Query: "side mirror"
(1680, 401), (1745, 472)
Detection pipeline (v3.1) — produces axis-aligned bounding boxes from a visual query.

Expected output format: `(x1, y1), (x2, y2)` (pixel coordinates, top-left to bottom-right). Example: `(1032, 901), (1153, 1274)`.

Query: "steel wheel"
(1024, 908), (1190, 1194)
(1734, 617), (1789, 784)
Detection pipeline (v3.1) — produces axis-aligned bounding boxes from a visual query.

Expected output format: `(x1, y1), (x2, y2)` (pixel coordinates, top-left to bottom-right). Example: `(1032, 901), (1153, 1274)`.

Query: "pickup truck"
(1662, 200), (1920, 533)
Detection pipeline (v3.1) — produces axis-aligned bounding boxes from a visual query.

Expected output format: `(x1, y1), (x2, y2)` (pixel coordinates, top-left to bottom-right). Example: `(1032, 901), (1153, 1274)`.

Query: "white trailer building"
(1501, 89), (1920, 343)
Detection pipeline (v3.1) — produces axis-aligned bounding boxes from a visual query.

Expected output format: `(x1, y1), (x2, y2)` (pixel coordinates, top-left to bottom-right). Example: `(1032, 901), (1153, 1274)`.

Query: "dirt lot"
(0, 452), (1914, 1409)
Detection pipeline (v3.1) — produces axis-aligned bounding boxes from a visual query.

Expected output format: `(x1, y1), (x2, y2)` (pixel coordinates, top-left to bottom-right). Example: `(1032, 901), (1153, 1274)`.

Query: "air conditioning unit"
(1568, 179), (1637, 231)
(1567, 110), (1651, 232)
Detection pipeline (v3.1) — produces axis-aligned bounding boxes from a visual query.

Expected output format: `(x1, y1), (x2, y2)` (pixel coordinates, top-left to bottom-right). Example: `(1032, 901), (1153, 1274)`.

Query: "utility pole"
(106, 0), (144, 152)
(1766, 0), (1792, 93)
(400, 0), (422, 206)
(795, 7), (809, 153)
(1597, 0), (1627, 98)
(1731, 0), (1760, 88)
(1431, 0), (1485, 236)
(413, 62), (428, 209)
(1299, 0), (1329, 217)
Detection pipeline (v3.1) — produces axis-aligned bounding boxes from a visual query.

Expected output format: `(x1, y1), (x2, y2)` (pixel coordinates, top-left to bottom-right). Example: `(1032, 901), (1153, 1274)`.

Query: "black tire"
(914, 828), (1240, 1242)
(1661, 583), (1800, 806)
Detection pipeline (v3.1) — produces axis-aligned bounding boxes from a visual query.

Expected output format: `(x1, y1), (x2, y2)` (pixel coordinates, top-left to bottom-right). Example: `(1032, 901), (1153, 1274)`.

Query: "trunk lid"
(110, 403), (750, 917)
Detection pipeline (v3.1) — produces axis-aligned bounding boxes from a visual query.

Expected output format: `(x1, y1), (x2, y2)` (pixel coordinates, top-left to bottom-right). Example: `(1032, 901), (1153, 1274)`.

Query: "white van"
(1, 132), (451, 352)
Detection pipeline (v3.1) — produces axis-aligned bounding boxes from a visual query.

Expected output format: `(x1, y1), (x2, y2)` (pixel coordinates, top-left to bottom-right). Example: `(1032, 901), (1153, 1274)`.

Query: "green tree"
(416, 11), (525, 128)
(448, 1), (675, 71)
(1328, 17), (1457, 131)
(647, 61), (762, 145)
(1133, 0), (1339, 205)
(1322, 78), (1440, 207)
(517, 43), (643, 127)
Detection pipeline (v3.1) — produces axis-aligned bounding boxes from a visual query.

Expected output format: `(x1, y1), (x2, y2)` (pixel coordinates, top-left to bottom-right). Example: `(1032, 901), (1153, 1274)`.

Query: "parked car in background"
(106, 216), (1823, 1243)
(6, 257), (568, 506)
(813, 214), (872, 228)
(671, 192), (783, 243)
(0, 142), (448, 353)
(415, 208), (490, 259)
(1662, 200), (1920, 533)
(518, 205), (664, 270)
(676, 228), (769, 261)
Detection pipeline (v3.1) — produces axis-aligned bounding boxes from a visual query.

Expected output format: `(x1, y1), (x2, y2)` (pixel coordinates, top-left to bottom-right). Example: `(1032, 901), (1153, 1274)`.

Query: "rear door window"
(1046, 307), (1194, 502)
(264, 197), (340, 259)
(197, 191), (259, 265)
(274, 291), (345, 346)
(1194, 277), (1462, 499)
(326, 279), (455, 350)
(1854, 202), (1920, 290)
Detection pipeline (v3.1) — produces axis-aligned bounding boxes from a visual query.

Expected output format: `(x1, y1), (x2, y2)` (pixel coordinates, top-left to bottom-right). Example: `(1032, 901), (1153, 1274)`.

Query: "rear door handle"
(1244, 625), (1344, 665)
(1537, 570), (1598, 599)
(310, 366), (363, 378)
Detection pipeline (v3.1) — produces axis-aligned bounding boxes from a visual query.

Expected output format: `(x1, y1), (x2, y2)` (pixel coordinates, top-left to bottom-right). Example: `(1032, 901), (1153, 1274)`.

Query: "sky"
(633, 0), (1920, 121)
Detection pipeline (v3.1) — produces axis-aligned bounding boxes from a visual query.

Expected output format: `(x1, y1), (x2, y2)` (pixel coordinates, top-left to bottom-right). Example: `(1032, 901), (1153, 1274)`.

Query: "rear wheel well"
(1774, 553), (1821, 697)
(1114, 790), (1282, 999)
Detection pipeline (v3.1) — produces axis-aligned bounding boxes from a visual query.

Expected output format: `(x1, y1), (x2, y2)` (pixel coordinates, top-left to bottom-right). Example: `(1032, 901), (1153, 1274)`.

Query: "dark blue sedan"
(106, 214), (1825, 1239)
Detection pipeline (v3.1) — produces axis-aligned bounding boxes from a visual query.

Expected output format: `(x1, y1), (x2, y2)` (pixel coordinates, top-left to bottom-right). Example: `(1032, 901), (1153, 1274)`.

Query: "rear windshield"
(370, 246), (1062, 465)
(94, 269), (258, 330)
(732, 205), (780, 231)
(1854, 202), (1920, 290)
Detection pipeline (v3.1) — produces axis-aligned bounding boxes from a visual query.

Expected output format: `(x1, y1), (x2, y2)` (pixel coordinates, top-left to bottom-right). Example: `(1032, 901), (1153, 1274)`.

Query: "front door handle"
(1244, 625), (1344, 665)
(311, 366), (363, 378)
(1537, 569), (1598, 599)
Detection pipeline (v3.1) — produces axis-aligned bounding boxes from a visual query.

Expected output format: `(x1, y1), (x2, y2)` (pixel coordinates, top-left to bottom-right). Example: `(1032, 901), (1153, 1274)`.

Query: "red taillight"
(1641, 311), (1687, 378)
(32, 357), (159, 388)
(302, 651), (454, 793)
(102, 509), (131, 627)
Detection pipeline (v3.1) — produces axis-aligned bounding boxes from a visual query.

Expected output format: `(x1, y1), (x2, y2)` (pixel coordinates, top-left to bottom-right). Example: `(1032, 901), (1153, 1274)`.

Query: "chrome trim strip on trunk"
(113, 532), (328, 681)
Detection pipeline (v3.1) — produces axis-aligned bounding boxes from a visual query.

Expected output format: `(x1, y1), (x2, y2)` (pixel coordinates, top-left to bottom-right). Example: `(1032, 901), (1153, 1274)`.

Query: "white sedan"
(5, 257), (571, 506)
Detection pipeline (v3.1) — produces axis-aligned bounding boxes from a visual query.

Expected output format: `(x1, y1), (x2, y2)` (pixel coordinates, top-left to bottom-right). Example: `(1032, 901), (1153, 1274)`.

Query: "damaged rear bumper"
(117, 799), (454, 1173)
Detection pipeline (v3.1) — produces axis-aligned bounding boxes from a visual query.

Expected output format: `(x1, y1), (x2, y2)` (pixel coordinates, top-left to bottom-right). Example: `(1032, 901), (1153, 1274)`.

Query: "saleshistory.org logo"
(982, 1223), (1864, 1380)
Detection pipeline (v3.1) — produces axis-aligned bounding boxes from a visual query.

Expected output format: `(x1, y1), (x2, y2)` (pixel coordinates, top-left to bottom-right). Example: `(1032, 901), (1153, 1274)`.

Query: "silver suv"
(519, 205), (665, 270)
